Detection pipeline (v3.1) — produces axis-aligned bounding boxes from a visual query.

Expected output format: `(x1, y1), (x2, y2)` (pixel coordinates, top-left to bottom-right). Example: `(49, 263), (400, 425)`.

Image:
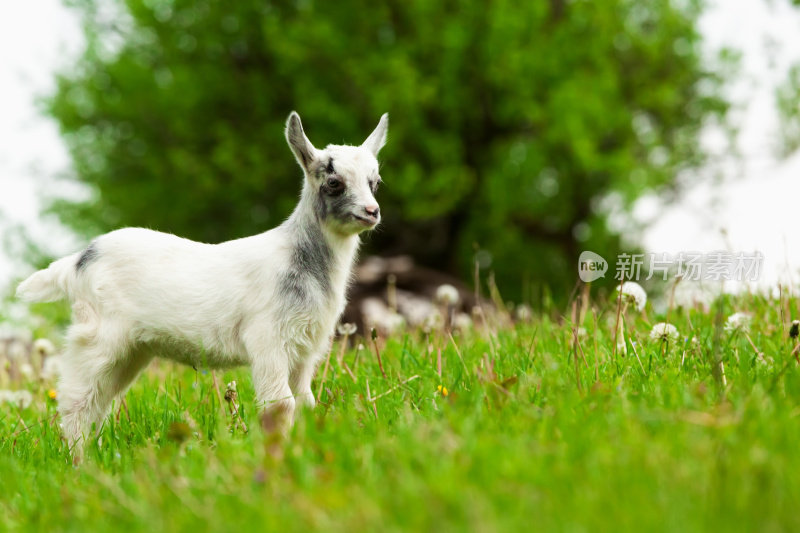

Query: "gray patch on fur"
(278, 222), (333, 304)
(314, 193), (328, 221)
(75, 242), (98, 273)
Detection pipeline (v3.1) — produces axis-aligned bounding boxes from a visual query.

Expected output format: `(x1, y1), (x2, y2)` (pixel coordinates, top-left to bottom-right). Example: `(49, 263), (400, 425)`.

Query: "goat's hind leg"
(58, 316), (149, 456)
(58, 346), (115, 455)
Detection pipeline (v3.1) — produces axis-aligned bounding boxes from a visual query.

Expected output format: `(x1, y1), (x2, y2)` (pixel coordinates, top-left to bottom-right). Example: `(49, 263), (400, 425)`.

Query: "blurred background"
(1, 0), (800, 314)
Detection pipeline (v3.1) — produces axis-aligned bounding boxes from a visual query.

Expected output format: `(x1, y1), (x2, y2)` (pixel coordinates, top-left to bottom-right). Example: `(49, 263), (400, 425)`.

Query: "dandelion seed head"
(33, 338), (56, 358)
(19, 363), (34, 380)
(616, 339), (627, 355)
(337, 322), (357, 336)
(649, 322), (680, 343)
(453, 313), (473, 331)
(515, 304), (533, 322)
(757, 353), (774, 367)
(422, 310), (443, 333)
(725, 312), (751, 333)
(617, 281), (647, 311)
(16, 390), (33, 409)
(383, 312), (407, 334)
(0, 390), (33, 409)
(435, 284), (460, 306)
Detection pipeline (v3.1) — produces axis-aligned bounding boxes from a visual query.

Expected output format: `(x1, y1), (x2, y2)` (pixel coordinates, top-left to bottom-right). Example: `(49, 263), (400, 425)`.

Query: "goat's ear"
(285, 111), (318, 172)
(362, 113), (389, 156)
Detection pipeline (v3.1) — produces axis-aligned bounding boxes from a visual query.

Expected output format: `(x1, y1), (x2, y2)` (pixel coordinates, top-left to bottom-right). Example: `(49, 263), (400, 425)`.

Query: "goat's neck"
(285, 191), (361, 286)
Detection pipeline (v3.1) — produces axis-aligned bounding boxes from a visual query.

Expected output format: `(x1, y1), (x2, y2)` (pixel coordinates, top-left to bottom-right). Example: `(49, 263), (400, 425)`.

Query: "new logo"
(578, 251), (608, 282)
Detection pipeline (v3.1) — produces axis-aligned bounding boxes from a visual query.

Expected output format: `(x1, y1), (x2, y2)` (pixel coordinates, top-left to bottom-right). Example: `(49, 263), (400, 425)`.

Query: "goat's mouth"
(352, 214), (379, 227)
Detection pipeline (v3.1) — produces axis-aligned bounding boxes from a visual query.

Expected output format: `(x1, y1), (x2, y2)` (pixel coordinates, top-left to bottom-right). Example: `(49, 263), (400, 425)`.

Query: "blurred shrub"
(47, 0), (729, 301)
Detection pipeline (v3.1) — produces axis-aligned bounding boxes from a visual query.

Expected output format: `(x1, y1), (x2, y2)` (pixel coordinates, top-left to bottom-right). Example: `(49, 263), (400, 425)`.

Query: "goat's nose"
(365, 205), (380, 218)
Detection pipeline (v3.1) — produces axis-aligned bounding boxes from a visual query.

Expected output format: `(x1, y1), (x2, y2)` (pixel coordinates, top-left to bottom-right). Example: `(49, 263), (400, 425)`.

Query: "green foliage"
(776, 64), (800, 157)
(3, 292), (800, 530)
(48, 0), (729, 298)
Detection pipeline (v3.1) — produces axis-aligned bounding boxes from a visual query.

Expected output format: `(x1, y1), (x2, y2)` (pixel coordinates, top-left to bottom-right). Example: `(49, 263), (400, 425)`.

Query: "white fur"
(17, 111), (388, 454)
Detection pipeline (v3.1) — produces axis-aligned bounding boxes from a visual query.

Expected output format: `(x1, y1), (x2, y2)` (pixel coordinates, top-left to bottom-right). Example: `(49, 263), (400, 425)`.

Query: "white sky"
(0, 1), (83, 283)
(0, 1), (799, 290)
(637, 0), (800, 289)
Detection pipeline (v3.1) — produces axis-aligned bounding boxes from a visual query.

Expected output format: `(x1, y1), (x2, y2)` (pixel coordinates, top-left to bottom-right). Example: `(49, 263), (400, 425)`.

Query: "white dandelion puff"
(16, 390), (33, 408)
(422, 310), (443, 333)
(41, 356), (63, 381)
(0, 390), (33, 409)
(616, 339), (628, 356)
(386, 312), (407, 333)
(725, 312), (751, 333)
(756, 352), (774, 367)
(19, 363), (34, 380)
(435, 284), (460, 306)
(33, 338), (57, 359)
(336, 323), (357, 337)
(617, 281), (647, 311)
(649, 322), (680, 343)
(515, 304), (533, 322)
(362, 297), (408, 335)
(453, 313), (473, 331)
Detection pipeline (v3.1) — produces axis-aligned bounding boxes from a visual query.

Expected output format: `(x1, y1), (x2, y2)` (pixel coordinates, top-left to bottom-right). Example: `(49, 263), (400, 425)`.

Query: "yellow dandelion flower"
(437, 385), (449, 396)
(47, 389), (57, 400)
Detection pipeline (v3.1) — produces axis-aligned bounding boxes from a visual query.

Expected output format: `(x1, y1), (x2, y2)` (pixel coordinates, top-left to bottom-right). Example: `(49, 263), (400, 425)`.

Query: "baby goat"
(17, 111), (388, 453)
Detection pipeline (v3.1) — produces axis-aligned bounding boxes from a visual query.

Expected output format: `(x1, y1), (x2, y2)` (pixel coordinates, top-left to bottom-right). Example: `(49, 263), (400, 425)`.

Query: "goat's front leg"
(249, 349), (295, 432)
(290, 353), (324, 411)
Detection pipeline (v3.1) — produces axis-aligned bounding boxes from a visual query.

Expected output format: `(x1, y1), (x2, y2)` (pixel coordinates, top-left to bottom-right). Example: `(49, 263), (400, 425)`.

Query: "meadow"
(2, 286), (800, 532)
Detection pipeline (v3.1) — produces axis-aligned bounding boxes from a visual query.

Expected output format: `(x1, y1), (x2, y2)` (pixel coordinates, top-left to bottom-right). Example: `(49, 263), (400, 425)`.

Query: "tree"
(46, 0), (729, 300)
(777, 64), (800, 157)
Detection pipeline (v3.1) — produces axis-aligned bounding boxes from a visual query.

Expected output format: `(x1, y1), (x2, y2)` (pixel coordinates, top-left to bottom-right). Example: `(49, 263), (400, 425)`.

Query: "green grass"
(3, 292), (800, 532)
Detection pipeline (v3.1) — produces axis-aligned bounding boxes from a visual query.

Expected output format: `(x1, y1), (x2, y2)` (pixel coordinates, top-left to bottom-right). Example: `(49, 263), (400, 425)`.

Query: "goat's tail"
(16, 253), (80, 303)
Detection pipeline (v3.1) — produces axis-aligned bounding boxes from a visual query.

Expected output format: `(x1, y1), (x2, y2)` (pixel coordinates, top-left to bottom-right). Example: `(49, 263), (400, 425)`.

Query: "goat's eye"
(325, 177), (344, 194)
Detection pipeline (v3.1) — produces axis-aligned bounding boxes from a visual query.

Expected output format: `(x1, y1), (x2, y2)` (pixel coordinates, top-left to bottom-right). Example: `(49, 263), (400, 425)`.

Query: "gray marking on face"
(312, 158), (361, 226)
(316, 187), (354, 224)
(368, 176), (381, 194)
